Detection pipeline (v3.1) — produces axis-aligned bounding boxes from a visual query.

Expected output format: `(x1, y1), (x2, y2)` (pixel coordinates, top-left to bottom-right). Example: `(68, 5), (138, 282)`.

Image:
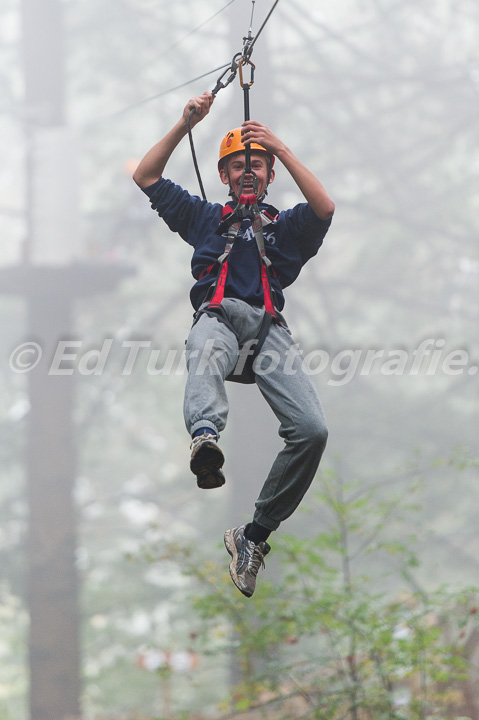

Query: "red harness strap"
(209, 257), (276, 315)
(208, 261), (229, 308)
(207, 214), (242, 308)
(261, 264), (276, 316)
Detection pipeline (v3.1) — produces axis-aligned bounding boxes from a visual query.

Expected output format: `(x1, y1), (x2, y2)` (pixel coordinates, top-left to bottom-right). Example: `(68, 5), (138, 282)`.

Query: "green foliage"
(161, 470), (479, 720)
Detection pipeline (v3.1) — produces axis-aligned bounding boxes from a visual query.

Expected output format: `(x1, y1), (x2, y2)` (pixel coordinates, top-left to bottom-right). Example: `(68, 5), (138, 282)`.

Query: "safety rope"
(189, 0), (283, 373)
(187, 51), (241, 200)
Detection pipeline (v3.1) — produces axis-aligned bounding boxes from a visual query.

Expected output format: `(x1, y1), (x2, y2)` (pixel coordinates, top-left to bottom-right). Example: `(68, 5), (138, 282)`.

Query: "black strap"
(191, 305), (276, 384)
(227, 311), (274, 384)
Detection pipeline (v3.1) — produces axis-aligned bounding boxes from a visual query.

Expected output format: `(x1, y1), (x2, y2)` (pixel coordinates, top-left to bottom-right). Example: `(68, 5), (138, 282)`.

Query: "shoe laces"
(248, 544), (266, 576)
(190, 431), (216, 451)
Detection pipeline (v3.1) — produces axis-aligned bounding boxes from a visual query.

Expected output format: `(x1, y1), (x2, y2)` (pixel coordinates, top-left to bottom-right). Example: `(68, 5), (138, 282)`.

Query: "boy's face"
(219, 151), (274, 199)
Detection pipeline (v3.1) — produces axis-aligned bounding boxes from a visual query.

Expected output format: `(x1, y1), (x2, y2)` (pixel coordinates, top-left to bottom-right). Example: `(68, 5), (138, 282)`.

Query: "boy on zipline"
(133, 91), (334, 597)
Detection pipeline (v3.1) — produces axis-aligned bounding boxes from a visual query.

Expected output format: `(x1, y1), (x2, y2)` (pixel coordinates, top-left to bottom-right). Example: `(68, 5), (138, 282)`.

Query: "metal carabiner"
(238, 57), (255, 89)
(211, 53), (242, 96)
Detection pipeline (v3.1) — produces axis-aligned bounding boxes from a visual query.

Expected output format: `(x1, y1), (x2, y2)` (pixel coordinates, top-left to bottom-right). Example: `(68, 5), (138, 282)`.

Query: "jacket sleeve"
(142, 177), (217, 247)
(281, 203), (332, 263)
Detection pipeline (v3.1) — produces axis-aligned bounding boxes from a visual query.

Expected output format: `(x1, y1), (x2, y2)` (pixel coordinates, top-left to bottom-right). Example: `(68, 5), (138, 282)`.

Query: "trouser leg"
(183, 313), (239, 438)
(252, 324), (328, 531)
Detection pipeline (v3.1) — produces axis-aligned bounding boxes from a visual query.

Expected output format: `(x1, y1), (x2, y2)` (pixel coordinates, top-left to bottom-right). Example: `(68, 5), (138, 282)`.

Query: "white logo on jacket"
(221, 226), (277, 245)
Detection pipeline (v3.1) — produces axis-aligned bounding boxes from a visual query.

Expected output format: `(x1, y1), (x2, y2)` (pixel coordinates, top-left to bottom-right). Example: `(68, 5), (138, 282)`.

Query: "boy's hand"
(241, 120), (285, 157)
(241, 120), (335, 219)
(183, 92), (215, 128)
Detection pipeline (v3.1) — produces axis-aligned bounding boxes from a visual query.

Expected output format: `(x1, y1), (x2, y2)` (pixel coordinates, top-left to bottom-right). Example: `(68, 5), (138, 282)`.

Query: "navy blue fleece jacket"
(143, 177), (331, 311)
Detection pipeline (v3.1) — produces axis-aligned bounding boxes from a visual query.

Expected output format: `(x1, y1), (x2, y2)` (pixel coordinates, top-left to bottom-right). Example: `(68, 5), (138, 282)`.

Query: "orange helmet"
(218, 128), (275, 170)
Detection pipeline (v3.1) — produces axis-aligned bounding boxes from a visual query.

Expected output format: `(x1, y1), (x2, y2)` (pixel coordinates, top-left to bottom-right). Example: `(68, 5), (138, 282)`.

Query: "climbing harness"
(189, 0), (282, 384)
(193, 194), (281, 384)
(208, 199), (279, 318)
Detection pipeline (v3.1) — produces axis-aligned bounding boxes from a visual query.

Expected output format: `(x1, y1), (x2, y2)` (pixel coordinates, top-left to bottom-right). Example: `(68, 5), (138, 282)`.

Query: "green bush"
(162, 467), (479, 720)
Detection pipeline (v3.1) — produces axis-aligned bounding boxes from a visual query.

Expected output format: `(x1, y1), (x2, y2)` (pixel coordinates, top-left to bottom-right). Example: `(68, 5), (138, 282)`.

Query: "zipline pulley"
(187, 0), (280, 201)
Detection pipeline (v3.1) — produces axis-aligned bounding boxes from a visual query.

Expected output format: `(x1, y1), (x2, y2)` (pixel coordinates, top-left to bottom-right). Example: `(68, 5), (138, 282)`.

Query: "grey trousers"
(184, 298), (328, 531)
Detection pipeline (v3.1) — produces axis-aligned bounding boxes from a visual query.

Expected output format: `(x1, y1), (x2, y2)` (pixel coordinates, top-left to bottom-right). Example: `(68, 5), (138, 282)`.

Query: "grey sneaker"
(224, 525), (271, 598)
(190, 432), (225, 489)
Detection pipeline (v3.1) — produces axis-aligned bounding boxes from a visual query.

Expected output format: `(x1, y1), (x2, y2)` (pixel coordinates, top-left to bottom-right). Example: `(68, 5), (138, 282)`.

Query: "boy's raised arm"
(132, 91), (215, 189)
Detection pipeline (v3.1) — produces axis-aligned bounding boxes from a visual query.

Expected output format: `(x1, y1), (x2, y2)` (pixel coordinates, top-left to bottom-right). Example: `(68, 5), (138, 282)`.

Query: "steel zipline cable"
(246, 0), (280, 58)
(80, 0), (238, 126)
(81, 0), (279, 136)
(95, 63), (231, 123)
(124, 0), (237, 83)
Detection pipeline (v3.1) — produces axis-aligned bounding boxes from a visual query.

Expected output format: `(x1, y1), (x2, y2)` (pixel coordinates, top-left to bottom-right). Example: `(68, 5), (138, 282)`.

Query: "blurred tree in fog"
(0, 0), (477, 718)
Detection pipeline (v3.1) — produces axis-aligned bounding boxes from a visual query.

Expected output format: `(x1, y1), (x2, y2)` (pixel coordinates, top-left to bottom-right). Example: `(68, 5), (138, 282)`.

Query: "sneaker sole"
(191, 443), (225, 490)
(196, 467), (225, 490)
(224, 530), (252, 598)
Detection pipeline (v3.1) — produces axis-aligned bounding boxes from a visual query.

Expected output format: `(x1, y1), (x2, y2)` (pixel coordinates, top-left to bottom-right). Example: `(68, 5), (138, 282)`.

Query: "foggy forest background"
(0, 0), (478, 718)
